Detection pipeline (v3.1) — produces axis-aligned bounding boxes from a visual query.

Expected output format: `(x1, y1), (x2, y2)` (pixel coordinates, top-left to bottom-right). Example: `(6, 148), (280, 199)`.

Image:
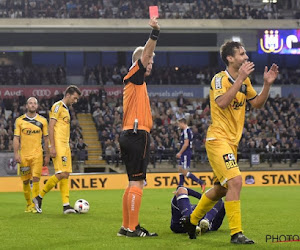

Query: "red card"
(149, 6), (159, 18)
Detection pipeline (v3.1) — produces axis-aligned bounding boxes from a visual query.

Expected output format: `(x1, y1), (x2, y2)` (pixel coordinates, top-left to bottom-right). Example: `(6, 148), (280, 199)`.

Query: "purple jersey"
(180, 127), (193, 154)
(170, 192), (225, 233)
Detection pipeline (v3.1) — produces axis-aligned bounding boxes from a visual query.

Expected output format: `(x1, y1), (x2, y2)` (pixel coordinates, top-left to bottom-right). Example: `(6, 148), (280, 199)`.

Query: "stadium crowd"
(0, 92), (299, 166)
(0, 65), (66, 86)
(0, 0), (288, 19)
(90, 93), (300, 166)
(2, 64), (300, 86)
(87, 91), (294, 166)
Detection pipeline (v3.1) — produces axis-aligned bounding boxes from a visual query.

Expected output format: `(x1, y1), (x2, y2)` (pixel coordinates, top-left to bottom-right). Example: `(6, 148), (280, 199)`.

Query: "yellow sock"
(23, 183), (31, 206)
(40, 175), (59, 198)
(190, 193), (218, 225)
(60, 178), (70, 206)
(32, 182), (40, 199)
(224, 200), (243, 236)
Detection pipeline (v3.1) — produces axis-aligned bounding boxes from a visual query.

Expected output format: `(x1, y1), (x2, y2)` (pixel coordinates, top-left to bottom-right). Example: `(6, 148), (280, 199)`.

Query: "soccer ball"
(74, 199), (90, 214)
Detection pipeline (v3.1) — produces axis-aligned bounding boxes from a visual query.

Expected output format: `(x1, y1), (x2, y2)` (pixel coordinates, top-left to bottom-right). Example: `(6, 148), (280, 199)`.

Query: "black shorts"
(119, 129), (150, 181)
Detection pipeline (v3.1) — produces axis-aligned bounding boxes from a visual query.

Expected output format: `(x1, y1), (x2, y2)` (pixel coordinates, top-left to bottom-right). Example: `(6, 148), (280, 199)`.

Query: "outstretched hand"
(238, 61), (255, 82)
(149, 16), (160, 30)
(263, 63), (279, 86)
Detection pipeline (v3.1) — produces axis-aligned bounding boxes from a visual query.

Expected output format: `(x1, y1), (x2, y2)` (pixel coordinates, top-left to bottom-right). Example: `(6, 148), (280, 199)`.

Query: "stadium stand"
(0, 0), (295, 19)
(0, 65), (66, 86)
(1, 65), (300, 86)
(1, 93), (299, 171)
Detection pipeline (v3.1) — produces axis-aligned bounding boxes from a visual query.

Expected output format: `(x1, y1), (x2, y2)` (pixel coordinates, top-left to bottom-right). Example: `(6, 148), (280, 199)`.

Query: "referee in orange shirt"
(117, 17), (159, 238)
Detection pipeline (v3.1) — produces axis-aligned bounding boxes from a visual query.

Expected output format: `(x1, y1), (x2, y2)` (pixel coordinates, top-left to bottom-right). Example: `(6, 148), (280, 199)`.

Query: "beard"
(28, 108), (37, 113)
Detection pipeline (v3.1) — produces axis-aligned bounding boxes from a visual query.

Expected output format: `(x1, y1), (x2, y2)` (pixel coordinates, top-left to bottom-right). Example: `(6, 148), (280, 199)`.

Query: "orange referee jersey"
(122, 59), (153, 133)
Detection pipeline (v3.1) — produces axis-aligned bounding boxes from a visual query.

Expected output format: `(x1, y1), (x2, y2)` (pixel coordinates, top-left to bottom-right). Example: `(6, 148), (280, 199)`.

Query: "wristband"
(150, 29), (160, 41)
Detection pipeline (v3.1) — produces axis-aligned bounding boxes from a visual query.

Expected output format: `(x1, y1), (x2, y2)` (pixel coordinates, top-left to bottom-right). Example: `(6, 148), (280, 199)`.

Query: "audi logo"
(81, 89), (98, 96)
(32, 89), (51, 97)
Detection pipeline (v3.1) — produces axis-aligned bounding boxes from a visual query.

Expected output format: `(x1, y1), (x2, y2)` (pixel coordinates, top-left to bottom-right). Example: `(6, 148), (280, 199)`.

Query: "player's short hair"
(65, 85), (82, 96)
(26, 97), (38, 104)
(132, 46), (155, 64)
(220, 41), (244, 66)
(178, 118), (187, 124)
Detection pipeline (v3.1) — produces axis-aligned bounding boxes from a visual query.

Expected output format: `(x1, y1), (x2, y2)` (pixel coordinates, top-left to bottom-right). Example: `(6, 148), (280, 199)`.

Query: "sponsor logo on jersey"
(62, 156), (67, 166)
(231, 98), (245, 110)
(223, 153), (238, 169)
(22, 128), (40, 135)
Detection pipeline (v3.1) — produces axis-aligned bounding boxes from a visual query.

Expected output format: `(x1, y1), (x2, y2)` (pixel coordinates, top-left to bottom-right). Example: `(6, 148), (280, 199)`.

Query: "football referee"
(117, 17), (160, 238)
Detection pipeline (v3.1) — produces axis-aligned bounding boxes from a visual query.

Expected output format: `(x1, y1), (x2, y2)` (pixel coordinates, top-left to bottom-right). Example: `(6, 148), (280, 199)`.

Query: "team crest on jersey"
(223, 153), (237, 169)
(239, 84), (247, 95)
(62, 156), (67, 166)
(215, 77), (222, 90)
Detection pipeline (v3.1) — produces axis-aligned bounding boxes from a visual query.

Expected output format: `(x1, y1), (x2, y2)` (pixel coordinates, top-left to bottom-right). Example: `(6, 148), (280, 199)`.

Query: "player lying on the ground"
(171, 186), (225, 234)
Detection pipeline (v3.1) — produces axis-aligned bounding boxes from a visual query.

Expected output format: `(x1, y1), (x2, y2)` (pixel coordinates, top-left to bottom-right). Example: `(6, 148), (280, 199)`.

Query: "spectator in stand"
(177, 94), (189, 107)
(239, 137), (248, 160)
(290, 142), (300, 163)
(76, 138), (88, 161)
(0, 135), (5, 150)
(0, 1), (285, 19)
(93, 107), (102, 121)
(157, 141), (166, 163)
(104, 140), (116, 165)
(274, 143), (282, 163)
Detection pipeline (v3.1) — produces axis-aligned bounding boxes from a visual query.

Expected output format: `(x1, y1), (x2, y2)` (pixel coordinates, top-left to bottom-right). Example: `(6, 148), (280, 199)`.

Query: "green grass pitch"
(1, 186), (299, 250)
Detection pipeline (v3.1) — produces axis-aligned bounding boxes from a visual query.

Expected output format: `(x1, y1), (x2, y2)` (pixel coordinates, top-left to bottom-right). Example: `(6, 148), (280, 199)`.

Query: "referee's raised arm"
(140, 17), (160, 68)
